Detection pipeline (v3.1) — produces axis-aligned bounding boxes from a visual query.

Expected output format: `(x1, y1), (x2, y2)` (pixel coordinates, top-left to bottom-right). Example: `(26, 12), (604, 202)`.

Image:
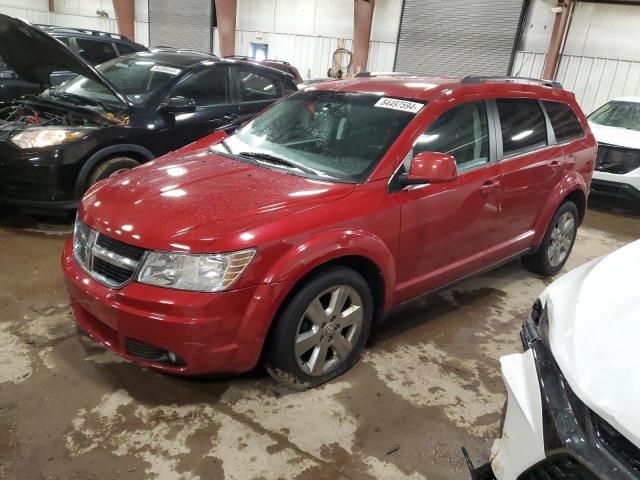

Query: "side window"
(56, 37), (71, 47)
(115, 43), (138, 55)
(543, 101), (584, 143)
(497, 99), (547, 156)
(75, 39), (117, 65)
(169, 68), (229, 107)
(238, 69), (282, 101)
(414, 100), (490, 171)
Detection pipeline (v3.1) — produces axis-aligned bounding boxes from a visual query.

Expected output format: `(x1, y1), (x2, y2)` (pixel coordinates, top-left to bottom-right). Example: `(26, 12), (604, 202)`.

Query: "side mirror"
(399, 152), (457, 186)
(158, 96), (196, 114)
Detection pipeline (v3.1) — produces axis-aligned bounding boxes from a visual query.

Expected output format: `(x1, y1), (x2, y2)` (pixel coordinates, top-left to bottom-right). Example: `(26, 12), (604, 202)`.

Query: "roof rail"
(461, 75), (563, 89)
(35, 24), (128, 41)
(355, 71), (408, 78)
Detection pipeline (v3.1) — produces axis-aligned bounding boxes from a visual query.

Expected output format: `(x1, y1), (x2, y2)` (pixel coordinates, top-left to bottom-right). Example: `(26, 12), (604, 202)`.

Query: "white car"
(588, 97), (640, 204)
(466, 240), (640, 479)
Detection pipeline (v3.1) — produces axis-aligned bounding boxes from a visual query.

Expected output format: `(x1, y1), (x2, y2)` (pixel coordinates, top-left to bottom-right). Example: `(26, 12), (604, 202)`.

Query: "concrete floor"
(1, 200), (638, 480)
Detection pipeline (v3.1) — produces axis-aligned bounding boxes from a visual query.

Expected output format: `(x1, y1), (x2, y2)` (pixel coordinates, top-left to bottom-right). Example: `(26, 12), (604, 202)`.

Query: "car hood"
(589, 122), (640, 149)
(80, 148), (356, 252)
(0, 14), (128, 105)
(539, 240), (640, 449)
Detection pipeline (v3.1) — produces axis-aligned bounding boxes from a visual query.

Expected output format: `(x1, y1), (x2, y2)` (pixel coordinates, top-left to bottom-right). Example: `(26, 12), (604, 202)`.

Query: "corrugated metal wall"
(149, 0), (211, 51)
(514, 51), (640, 114)
(395, 0), (526, 76)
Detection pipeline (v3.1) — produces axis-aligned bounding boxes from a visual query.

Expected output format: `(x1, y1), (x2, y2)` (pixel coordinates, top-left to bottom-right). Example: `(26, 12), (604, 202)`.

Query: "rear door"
(232, 65), (288, 121)
(493, 98), (565, 253)
(395, 98), (501, 301)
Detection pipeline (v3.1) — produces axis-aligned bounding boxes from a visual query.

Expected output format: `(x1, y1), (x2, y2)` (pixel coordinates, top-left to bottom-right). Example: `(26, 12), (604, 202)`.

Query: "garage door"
(394, 0), (527, 76)
(149, 0), (212, 52)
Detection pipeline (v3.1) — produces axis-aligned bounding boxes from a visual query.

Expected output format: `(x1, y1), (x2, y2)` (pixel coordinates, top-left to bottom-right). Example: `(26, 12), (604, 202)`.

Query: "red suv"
(62, 75), (596, 389)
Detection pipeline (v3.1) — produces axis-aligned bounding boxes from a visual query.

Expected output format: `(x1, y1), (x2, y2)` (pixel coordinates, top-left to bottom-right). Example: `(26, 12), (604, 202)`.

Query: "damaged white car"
(466, 240), (640, 479)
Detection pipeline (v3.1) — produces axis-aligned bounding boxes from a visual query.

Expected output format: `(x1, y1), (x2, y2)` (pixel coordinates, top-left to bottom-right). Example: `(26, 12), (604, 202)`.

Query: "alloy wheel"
(547, 211), (576, 267)
(294, 285), (364, 376)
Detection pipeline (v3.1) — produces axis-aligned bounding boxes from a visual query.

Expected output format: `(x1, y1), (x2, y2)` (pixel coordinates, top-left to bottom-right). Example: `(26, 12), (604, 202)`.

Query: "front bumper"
(61, 239), (291, 374)
(480, 317), (640, 480)
(0, 141), (86, 211)
(591, 170), (640, 203)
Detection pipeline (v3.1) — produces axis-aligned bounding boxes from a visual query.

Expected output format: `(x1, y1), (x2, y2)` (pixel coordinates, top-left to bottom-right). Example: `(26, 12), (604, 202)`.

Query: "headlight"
(11, 128), (91, 149)
(138, 249), (256, 292)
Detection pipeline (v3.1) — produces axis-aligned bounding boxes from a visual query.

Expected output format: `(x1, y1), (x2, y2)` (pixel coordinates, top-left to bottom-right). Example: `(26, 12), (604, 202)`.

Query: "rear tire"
(523, 201), (579, 276)
(87, 157), (140, 187)
(264, 267), (373, 390)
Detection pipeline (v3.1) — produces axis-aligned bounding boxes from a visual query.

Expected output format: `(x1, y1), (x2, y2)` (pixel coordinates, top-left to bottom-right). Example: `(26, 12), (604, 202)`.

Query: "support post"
(215, 0), (237, 57)
(352, 0), (375, 76)
(112, 0), (135, 41)
(542, 0), (574, 80)
(48, 0), (54, 13)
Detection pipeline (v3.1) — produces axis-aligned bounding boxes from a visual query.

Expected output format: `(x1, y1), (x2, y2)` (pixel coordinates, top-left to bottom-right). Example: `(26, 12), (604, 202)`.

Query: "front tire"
(523, 201), (579, 276)
(265, 267), (373, 390)
(87, 157), (140, 188)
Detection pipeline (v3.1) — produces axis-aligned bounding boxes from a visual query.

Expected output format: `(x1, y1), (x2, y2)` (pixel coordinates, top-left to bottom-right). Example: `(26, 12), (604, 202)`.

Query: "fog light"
(167, 351), (177, 363)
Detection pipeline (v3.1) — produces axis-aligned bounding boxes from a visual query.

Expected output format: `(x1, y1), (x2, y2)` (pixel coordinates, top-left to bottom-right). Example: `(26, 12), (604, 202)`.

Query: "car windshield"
(589, 101), (640, 131)
(55, 56), (182, 105)
(219, 90), (420, 182)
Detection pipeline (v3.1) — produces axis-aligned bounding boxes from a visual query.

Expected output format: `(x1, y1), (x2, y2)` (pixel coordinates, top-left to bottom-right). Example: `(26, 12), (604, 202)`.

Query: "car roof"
(310, 75), (573, 102)
(611, 96), (640, 104)
(127, 49), (295, 79)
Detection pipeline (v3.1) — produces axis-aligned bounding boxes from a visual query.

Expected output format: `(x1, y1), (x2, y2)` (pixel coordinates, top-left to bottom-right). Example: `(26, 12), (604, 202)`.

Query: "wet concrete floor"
(0, 200), (638, 480)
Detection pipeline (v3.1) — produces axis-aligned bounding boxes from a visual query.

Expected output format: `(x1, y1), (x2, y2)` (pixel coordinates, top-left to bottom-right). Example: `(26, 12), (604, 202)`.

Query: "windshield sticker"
(374, 97), (424, 114)
(150, 65), (182, 76)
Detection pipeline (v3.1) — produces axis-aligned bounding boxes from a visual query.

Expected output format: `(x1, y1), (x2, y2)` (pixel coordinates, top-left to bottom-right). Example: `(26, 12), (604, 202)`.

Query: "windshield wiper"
(238, 151), (330, 177)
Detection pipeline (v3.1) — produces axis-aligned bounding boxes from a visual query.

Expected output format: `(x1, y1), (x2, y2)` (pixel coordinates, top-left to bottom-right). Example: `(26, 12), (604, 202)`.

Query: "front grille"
(518, 455), (598, 479)
(595, 415), (640, 474)
(96, 235), (145, 261)
(93, 257), (133, 284)
(73, 219), (146, 288)
(596, 144), (640, 174)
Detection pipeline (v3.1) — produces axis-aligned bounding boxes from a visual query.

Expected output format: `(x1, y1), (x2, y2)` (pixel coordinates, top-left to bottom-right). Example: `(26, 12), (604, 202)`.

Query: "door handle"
(549, 160), (563, 169)
(479, 179), (500, 193)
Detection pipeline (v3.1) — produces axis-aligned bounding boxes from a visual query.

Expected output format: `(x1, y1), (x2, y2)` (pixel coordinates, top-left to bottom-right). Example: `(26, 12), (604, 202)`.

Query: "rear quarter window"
(543, 101), (584, 143)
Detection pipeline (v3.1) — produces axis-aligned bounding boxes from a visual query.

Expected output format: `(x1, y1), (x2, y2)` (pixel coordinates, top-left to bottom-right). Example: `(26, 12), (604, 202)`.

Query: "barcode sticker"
(374, 97), (424, 114)
(151, 65), (182, 76)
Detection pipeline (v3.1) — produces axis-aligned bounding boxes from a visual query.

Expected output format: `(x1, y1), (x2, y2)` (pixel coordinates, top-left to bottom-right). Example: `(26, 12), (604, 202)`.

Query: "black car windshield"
(55, 56), (182, 105)
(219, 91), (420, 182)
(589, 101), (640, 131)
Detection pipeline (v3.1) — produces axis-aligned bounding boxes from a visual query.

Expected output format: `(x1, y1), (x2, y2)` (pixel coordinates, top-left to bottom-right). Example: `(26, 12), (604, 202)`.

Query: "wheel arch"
(74, 144), (155, 198)
(532, 173), (588, 247)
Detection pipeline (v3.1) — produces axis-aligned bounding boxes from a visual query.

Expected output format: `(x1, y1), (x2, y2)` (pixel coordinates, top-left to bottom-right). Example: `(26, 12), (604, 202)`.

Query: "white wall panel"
(0, 0), (150, 45)
(514, 51), (640, 114)
(0, 5), (117, 32)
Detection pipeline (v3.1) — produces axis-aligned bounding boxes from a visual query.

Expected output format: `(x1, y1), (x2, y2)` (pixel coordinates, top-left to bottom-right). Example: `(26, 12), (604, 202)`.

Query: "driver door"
(155, 66), (239, 152)
(395, 99), (501, 302)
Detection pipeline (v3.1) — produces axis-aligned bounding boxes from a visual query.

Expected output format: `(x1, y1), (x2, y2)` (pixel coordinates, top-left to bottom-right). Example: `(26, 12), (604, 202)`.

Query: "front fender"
(264, 229), (396, 311)
(532, 173), (588, 247)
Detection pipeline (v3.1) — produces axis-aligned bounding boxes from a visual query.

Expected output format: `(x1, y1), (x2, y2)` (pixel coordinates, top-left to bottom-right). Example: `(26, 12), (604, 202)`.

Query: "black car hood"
(0, 15), (129, 105)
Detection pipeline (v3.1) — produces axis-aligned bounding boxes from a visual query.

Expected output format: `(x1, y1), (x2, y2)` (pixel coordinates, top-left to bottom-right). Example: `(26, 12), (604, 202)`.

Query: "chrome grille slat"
(73, 221), (146, 289)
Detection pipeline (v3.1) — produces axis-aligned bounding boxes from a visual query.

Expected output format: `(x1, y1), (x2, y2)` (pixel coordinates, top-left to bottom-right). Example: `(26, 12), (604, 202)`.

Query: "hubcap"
(294, 285), (364, 377)
(547, 211), (576, 267)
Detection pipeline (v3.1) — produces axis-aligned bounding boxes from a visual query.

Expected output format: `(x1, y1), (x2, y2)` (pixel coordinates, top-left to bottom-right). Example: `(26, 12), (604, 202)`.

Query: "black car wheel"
(523, 201), (579, 276)
(87, 157), (140, 187)
(265, 266), (373, 390)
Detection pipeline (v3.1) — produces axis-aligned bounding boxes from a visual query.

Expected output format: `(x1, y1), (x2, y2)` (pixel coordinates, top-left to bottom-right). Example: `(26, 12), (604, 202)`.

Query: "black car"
(0, 15), (297, 215)
(0, 24), (146, 102)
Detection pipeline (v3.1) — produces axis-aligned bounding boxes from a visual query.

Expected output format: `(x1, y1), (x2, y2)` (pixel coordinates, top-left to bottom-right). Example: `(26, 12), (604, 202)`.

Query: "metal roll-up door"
(394, 0), (527, 76)
(149, 0), (212, 52)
